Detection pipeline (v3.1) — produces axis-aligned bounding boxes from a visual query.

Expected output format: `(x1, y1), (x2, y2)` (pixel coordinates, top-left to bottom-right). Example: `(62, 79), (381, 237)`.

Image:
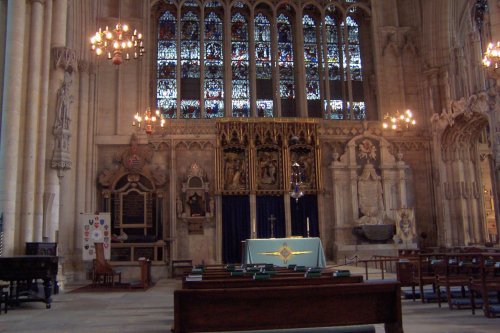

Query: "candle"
(306, 217), (310, 236)
(252, 218), (256, 236)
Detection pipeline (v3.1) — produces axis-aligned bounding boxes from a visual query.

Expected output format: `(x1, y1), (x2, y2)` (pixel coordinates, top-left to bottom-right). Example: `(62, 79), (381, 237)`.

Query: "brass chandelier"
(382, 109), (416, 131)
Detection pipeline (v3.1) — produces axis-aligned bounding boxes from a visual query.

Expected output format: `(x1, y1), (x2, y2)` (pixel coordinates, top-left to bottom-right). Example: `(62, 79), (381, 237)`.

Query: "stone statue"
(395, 208), (416, 243)
(176, 197), (183, 218)
(55, 72), (73, 131)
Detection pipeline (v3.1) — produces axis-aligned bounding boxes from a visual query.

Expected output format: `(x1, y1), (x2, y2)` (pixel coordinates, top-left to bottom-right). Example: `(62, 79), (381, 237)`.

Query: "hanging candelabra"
(290, 162), (304, 202)
(132, 107), (166, 135)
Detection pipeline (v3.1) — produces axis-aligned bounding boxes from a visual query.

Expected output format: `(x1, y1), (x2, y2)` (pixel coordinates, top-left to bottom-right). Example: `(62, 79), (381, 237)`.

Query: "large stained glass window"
(231, 6), (250, 118)
(154, 1), (370, 121)
(204, 5), (224, 118)
(180, 2), (201, 118)
(157, 9), (177, 118)
(255, 12), (273, 117)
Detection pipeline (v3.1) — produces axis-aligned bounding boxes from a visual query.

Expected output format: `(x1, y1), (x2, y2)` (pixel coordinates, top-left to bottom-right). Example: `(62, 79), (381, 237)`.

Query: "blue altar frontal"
(242, 237), (327, 268)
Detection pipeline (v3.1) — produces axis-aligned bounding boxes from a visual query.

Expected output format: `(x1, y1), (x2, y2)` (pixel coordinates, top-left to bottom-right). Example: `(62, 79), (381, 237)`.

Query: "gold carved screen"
(216, 119), (320, 195)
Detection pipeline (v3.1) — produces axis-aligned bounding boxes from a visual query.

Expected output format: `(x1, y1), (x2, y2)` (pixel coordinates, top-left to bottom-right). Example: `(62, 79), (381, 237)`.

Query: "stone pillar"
(34, 0), (52, 241)
(74, 60), (90, 251)
(0, 0), (26, 255)
(21, 0), (45, 244)
(44, 0), (69, 241)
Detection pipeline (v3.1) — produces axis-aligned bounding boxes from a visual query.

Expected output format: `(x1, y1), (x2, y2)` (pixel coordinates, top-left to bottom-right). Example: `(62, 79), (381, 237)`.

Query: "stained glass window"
(277, 13), (294, 99)
(180, 5), (201, 118)
(154, 1), (370, 122)
(231, 9), (250, 117)
(345, 16), (362, 81)
(255, 13), (272, 80)
(254, 11), (273, 117)
(303, 14), (320, 101)
(204, 10), (224, 118)
(157, 10), (177, 118)
(344, 10), (365, 119)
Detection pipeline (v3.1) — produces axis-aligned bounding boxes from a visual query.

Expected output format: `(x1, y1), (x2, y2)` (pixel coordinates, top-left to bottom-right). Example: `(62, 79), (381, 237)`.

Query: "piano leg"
(42, 278), (53, 309)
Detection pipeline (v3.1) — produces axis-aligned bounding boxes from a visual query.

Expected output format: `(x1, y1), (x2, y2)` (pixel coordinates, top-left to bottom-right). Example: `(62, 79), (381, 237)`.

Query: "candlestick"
(306, 217), (310, 237)
(252, 218), (256, 238)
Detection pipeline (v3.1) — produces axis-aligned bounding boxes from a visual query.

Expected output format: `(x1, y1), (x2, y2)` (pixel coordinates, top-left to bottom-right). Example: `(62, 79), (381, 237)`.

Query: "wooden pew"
(173, 281), (403, 333)
(182, 275), (363, 289)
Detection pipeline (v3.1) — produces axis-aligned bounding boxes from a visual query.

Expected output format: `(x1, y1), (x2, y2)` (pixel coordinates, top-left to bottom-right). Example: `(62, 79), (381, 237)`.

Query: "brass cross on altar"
(268, 214), (276, 238)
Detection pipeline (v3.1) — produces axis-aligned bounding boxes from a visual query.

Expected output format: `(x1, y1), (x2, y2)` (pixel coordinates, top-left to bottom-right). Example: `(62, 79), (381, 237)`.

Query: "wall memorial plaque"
(120, 189), (147, 227)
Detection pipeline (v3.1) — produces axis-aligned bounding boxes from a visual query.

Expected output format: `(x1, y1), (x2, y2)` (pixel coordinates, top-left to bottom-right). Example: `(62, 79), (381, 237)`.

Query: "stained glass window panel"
(349, 101), (365, 120)
(205, 79), (223, 99)
(181, 59), (200, 78)
(232, 100), (250, 118)
(181, 100), (200, 118)
(204, 10), (224, 117)
(157, 9), (177, 119)
(157, 79), (177, 99)
(277, 13), (294, 100)
(255, 13), (271, 81)
(158, 99), (177, 118)
(158, 60), (176, 79)
(303, 13), (320, 104)
(325, 100), (344, 120)
(205, 100), (224, 118)
(256, 100), (274, 118)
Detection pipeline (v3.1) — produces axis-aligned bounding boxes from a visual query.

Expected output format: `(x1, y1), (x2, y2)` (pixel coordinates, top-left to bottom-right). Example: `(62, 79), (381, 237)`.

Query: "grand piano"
(0, 255), (58, 308)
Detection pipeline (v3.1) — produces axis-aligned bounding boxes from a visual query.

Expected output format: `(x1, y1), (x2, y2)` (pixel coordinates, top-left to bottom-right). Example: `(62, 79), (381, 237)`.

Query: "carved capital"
(52, 47), (77, 73)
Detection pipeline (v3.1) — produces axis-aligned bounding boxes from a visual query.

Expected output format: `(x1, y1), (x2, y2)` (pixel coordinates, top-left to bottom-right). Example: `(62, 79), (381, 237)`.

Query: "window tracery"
(154, 0), (372, 121)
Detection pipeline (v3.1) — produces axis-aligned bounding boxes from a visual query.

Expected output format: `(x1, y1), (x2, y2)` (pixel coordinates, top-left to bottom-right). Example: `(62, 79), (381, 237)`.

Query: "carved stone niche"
(177, 163), (214, 234)
(329, 134), (412, 245)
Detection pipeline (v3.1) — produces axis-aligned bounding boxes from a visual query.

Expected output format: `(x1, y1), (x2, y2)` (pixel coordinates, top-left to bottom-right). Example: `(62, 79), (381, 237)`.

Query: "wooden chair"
(470, 253), (500, 317)
(435, 253), (481, 309)
(92, 243), (121, 286)
(0, 283), (8, 314)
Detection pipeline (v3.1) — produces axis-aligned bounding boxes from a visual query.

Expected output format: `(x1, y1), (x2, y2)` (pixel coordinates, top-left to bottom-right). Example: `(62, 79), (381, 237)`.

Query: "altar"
(242, 237), (326, 268)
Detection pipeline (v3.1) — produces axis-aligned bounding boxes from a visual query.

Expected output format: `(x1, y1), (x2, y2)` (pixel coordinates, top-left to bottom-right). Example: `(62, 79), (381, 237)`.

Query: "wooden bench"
(173, 281), (403, 333)
(171, 259), (193, 278)
(182, 275), (363, 289)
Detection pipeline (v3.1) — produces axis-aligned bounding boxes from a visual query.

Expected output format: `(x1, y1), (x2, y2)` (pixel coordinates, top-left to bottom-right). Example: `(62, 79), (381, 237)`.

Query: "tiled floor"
(0, 278), (498, 333)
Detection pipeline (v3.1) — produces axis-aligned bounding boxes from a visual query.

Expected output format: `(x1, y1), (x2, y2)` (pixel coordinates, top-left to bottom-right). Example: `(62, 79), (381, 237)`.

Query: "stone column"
(0, 0), (26, 255)
(34, 0), (52, 241)
(44, 0), (69, 241)
(21, 0), (45, 244)
(74, 60), (90, 251)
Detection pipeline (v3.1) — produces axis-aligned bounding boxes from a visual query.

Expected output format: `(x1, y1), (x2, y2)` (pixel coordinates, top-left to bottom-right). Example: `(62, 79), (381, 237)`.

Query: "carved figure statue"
(176, 197), (183, 218)
(188, 192), (204, 216)
(55, 72), (73, 130)
(357, 163), (385, 225)
(395, 208), (416, 243)
(224, 153), (245, 190)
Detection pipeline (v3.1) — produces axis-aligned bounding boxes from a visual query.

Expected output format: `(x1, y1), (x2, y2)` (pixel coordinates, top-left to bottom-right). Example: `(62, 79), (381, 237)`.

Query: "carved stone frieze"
(431, 91), (489, 131)
(52, 47), (77, 73)
(174, 140), (215, 151)
(380, 26), (418, 57)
